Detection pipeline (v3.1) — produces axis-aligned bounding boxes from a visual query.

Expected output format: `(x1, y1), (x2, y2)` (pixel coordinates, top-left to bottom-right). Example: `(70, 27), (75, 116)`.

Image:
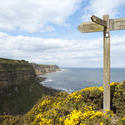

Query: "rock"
(37, 77), (46, 82)
(32, 63), (60, 75)
(0, 58), (36, 89)
(0, 58), (59, 115)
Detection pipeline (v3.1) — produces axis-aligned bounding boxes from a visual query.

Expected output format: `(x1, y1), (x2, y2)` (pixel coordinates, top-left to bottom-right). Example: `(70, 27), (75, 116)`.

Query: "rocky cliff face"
(0, 58), (35, 89)
(32, 63), (60, 75)
(0, 58), (58, 115)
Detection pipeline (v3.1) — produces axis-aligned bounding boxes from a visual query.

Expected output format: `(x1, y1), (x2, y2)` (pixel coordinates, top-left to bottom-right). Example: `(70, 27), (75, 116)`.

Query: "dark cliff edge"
(0, 58), (35, 88)
(0, 58), (59, 115)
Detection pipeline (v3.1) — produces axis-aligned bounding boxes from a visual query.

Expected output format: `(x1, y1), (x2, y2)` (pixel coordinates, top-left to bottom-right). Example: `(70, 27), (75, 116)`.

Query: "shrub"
(113, 81), (125, 117)
(0, 82), (125, 125)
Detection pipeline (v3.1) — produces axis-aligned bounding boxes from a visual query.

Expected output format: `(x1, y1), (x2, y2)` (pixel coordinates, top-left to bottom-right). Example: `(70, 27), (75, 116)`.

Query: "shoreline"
(37, 69), (65, 92)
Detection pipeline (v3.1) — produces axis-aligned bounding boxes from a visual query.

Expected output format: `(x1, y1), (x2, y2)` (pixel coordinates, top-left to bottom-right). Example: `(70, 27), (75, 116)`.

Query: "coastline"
(37, 69), (64, 92)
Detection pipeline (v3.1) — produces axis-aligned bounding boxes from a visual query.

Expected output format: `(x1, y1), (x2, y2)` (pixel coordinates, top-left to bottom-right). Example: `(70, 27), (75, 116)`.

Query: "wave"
(55, 87), (74, 93)
(41, 79), (53, 85)
(61, 69), (65, 71)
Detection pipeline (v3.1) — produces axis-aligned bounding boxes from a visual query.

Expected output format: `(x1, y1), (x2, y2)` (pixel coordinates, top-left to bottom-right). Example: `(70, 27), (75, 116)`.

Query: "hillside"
(0, 58), (59, 115)
(0, 81), (125, 125)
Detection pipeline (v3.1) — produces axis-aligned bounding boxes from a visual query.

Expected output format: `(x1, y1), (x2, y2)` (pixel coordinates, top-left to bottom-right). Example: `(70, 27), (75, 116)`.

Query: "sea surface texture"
(40, 68), (125, 93)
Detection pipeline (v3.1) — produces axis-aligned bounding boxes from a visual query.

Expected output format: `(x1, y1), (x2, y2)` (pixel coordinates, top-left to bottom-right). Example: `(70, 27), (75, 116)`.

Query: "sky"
(0, 0), (125, 67)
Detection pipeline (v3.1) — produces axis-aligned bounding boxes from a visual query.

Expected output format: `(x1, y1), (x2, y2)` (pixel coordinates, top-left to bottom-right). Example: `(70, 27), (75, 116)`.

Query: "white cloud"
(0, 0), (82, 33)
(82, 0), (125, 21)
(0, 32), (125, 67)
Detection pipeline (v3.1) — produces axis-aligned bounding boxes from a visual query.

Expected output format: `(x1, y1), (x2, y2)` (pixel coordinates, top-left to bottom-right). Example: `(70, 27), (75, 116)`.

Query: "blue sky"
(0, 0), (125, 67)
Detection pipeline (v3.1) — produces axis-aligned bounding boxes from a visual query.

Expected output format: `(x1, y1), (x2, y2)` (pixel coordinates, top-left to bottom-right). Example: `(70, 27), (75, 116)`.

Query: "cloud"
(0, 0), (82, 33)
(0, 32), (125, 67)
(82, 0), (125, 21)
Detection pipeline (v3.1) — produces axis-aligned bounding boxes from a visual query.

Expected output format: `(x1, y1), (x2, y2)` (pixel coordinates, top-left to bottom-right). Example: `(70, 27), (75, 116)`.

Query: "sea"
(40, 68), (125, 93)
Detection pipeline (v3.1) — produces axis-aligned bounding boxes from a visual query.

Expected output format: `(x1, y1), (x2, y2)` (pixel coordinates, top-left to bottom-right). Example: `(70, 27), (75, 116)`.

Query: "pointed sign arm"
(110, 18), (125, 31)
(91, 15), (107, 27)
(77, 22), (104, 33)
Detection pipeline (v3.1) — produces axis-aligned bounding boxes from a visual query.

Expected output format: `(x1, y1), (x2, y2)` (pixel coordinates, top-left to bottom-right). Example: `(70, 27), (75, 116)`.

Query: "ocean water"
(40, 68), (125, 93)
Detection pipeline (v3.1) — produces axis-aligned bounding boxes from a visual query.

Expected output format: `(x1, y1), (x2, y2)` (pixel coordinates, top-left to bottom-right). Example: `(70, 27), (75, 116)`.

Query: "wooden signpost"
(78, 15), (125, 111)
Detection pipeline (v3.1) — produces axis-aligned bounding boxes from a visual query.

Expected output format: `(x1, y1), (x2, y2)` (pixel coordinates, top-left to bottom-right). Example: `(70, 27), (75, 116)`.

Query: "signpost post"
(78, 14), (125, 111)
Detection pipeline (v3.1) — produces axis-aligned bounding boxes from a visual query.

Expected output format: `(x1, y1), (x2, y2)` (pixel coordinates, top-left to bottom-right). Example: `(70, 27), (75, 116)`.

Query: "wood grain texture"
(103, 15), (111, 111)
(91, 15), (107, 27)
(78, 17), (125, 33)
(110, 18), (125, 31)
(77, 22), (104, 33)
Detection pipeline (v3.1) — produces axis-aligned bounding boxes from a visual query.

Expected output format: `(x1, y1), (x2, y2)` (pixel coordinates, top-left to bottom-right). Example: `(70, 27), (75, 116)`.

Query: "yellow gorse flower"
(89, 111), (104, 119)
(100, 122), (104, 125)
(64, 109), (105, 125)
(98, 87), (104, 91)
(40, 99), (51, 106)
(21, 84), (119, 125)
(68, 91), (82, 102)
(33, 113), (52, 125)
(64, 110), (83, 125)
(39, 118), (52, 125)
(80, 86), (104, 92)
(83, 106), (93, 111)
(122, 115), (125, 120)
(110, 82), (119, 86)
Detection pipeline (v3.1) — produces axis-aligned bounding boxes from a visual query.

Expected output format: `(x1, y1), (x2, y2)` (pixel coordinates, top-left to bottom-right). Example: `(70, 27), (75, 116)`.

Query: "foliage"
(0, 82), (125, 125)
(0, 58), (29, 65)
(0, 80), (58, 115)
(112, 81), (125, 117)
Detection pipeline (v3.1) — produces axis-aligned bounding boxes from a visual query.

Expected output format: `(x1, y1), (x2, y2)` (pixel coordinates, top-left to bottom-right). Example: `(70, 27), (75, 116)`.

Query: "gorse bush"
(112, 81), (125, 117)
(0, 82), (125, 125)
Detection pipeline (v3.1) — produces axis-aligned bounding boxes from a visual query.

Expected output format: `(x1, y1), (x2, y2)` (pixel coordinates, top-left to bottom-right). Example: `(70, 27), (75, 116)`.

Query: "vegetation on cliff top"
(0, 58), (29, 64)
(0, 81), (125, 125)
(0, 58), (33, 72)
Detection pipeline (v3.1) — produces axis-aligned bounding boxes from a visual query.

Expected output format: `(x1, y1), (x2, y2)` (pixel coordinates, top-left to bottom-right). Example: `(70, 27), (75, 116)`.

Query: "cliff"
(0, 58), (35, 89)
(0, 58), (58, 115)
(32, 63), (60, 75)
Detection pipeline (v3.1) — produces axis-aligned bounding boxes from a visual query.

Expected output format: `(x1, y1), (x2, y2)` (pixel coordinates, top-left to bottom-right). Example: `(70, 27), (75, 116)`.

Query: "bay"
(40, 68), (125, 93)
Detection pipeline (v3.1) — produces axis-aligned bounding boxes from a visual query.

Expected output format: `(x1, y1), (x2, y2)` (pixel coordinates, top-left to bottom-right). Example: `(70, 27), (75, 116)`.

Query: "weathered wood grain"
(77, 22), (104, 33)
(103, 15), (110, 111)
(91, 15), (107, 27)
(78, 18), (125, 33)
(110, 18), (125, 31)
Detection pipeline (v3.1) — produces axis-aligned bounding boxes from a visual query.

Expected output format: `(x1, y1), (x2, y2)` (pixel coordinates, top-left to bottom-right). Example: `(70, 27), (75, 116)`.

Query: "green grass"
(0, 58), (28, 65)
(0, 79), (58, 115)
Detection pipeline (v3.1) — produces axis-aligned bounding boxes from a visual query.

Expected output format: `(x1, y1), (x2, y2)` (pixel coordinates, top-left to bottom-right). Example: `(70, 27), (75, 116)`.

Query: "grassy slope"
(0, 58), (28, 64)
(0, 81), (125, 125)
(0, 79), (58, 115)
